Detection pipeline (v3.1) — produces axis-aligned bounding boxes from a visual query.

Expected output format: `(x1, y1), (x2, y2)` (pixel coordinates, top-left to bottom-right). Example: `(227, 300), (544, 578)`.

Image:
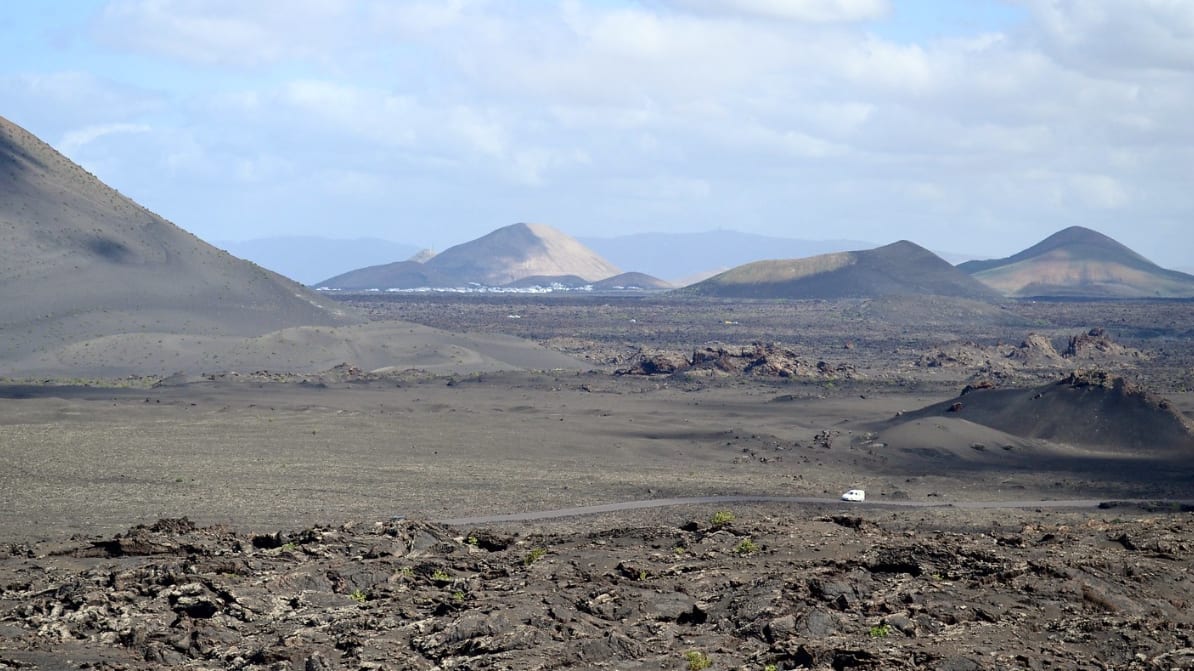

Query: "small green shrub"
(525, 547), (547, 565)
(684, 650), (712, 670)
(431, 568), (451, 582)
(734, 538), (760, 555)
(452, 590), (465, 603)
(869, 623), (891, 638)
(710, 510), (735, 527)
(280, 542), (298, 552)
(466, 535), (479, 546)
(349, 588), (366, 604)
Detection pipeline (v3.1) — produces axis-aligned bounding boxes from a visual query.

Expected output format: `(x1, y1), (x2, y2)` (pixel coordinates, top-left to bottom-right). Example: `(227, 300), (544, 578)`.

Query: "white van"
(841, 489), (865, 502)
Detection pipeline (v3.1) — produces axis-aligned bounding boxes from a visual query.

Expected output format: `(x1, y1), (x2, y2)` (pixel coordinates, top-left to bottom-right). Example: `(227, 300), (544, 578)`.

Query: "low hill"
(592, 272), (672, 291)
(217, 236), (420, 285)
(317, 223), (621, 289)
(501, 274), (589, 290)
(889, 371), (1194, 451)
(579, 230), (873, 283)
(0, 115), (362, 373)
(682, 241), (1001, 300)
(958, 226), (1194, 298)
(316, 261), (456, 291)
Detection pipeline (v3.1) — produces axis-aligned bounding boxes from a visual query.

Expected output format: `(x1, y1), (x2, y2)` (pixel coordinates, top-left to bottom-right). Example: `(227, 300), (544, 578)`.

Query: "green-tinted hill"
(316, 261), (456, 291)
(682, 240), (1001, 300)
(958, 226), (1194, 298)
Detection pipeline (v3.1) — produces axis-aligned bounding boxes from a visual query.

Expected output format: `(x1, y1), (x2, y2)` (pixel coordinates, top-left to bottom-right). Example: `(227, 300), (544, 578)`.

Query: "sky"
(2, 0), (1192, 267)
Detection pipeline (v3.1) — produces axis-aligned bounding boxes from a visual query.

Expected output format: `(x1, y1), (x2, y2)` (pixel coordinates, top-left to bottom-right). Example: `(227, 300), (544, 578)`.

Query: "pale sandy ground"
(2, 374), (1188, 544)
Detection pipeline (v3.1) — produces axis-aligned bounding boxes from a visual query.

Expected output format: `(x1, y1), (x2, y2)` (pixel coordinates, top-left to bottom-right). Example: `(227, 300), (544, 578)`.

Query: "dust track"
(435, 495), (1191, 525)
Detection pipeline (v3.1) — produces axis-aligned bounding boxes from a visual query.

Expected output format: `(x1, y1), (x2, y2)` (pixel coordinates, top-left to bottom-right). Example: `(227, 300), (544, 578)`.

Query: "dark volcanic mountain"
(682, 240), (1001, 300)
(0, 117), (588, 377)
(318, 223), (621, 289)
(0, 115), (361, 370)
(958, 226), (1194, 298)
(891, 371), (1194, 451)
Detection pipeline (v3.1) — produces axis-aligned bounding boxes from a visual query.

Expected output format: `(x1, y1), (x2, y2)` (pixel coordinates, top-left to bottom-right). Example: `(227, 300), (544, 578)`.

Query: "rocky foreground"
(1, 507), (1192, 670)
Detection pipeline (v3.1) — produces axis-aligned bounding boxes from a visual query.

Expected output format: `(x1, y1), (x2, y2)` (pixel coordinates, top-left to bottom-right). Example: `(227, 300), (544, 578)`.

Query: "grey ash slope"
(0, 115), (361, 366)
(0, 117), (583, 377)
(959, 226), (1194, 298)
(887, 372), (1194, 451)
(318, 223), (621, 289)
(682, 240), (1001, 300)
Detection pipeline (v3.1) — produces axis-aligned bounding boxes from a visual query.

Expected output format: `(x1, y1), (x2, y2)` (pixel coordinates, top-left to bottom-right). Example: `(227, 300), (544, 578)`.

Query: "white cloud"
(2, 72), (162, 132)
(13, 0), (1184, 264)
(279, 80), (419, 147)
(1024, 0), (1194, 73)
(667, 0), (889, 22)
(365, 0), (472, 35)
(1067, 174), (1130, 209)
(323, 168), (391, 196)
(59, 123), (151, 155)
(447, 106), (508, 157)
(93, 0), (358, 67)
(233, 153), (295, 183)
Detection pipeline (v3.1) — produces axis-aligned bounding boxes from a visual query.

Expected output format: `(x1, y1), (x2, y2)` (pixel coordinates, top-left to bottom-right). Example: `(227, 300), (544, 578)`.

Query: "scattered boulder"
(1064, 328), (1145, 361)
(618, 342), (858, 380)
(2, 512), (1192, 670)
(916, 330), (1147, 380)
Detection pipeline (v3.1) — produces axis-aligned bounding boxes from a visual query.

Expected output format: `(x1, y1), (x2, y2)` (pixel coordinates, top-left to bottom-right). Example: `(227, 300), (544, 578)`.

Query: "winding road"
(434, 495), (1185, 526)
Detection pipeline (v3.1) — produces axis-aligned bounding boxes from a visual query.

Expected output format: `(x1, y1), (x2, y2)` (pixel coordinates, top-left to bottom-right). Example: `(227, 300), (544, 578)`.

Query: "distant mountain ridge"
(683, 240), (1002, 300)
(959, 226), (1194, 298)
(318, 223), (623, 290)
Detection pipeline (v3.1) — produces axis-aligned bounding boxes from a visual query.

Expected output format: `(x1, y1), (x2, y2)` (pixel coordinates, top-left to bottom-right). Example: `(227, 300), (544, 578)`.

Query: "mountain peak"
(318, 223), (621, 289)
(959, 226), (1194, 298)
(684, 241), (999, 300)
(423, 223), (620, 286)
(1028, 226), (1139, 257)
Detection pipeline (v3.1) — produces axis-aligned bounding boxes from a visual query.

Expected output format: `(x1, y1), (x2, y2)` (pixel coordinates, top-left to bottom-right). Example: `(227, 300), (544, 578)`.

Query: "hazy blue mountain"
(577, 231), (875, 284)
(217, 236), (421, 285)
